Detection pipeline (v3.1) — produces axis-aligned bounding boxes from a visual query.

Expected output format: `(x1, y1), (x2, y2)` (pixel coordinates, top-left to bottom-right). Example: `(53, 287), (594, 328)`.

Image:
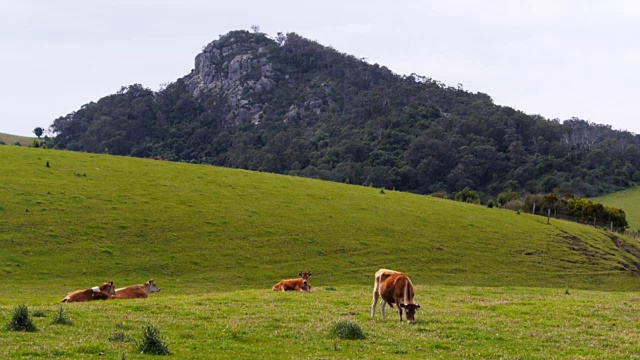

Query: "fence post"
(547, 209), (551, 225)
(532, 203), (536, 214)
(593, 217), (596, 227)
(611, 221), (613, 232)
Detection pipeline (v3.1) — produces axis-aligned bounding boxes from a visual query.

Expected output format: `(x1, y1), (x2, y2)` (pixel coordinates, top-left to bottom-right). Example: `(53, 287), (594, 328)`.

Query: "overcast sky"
(1, 0), (639, 137)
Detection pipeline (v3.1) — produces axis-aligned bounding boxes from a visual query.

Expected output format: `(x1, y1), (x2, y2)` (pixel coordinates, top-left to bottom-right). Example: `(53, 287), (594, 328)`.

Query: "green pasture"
(3, 286), (640, 359)
(593, 186), (640, 231)
(2, 146), (640, 358)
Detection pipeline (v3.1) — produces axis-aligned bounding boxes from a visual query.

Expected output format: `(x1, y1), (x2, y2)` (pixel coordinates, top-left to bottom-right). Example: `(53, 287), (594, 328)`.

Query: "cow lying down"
(272, 271), (311, 292)
(61, 281), (116, 303)
(110, 279), (160, 300)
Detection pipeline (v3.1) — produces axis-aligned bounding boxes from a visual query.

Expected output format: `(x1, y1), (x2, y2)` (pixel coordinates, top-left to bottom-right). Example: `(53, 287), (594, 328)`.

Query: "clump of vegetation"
(139, 324), (169, 355)
(330, 321), (365, 340)
(325, 286), (337, 291)
(51, 305), (72, 325)
(455, 187), (480, 204)
(31, 310), (46, 318)
(487, 200), (495, 208)
(109, 331), (134, 343)
(5, 304), (37, 332)
(430, 191), (449, 199)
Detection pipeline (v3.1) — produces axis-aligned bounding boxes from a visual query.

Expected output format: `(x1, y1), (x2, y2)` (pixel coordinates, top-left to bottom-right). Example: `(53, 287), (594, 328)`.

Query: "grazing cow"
(371, 269), (420, 323)
(272, 271), (312, 292)
(61, 281), (116, 303)
(110, 279), (161, 300)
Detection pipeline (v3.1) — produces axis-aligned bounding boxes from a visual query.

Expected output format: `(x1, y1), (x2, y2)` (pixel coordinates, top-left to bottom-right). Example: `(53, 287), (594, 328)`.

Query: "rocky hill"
(49, 30), (640, 198)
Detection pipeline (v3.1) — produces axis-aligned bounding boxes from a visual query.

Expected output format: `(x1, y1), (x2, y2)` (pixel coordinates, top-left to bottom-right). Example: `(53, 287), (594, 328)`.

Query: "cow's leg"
(398, 305), (403, 322)
(380, 300), (386, 319)
(371, 289), (379, 318)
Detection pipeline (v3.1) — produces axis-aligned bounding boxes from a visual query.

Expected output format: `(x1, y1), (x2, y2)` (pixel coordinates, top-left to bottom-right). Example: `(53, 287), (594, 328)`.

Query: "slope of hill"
(593, 186), (640, 231)
(1, 146), (639, 299)
(0, 132), (33, 146)
(49, 30), (640, 199)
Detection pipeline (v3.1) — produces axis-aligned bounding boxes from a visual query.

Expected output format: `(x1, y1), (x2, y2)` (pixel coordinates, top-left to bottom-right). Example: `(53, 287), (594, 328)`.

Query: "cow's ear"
(299, 272), (302, 277)
(416, 304), (421, 309)
(308, 272), (312, 277)
(149, 279), (154, 283)
(399, 303), (406, 308)
(109, 281), (113, 285)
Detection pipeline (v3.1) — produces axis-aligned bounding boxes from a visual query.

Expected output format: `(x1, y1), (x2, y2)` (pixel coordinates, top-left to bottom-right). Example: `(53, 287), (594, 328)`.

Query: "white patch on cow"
(91, 286), (100, 292)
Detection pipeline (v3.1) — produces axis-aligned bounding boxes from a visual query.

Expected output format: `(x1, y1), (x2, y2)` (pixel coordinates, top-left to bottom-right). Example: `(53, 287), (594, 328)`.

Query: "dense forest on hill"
(50, 30), (640, 199)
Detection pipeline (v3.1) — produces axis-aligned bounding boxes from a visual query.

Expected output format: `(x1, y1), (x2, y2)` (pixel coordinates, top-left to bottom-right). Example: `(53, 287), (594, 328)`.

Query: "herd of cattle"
(61, 269), (421, 323)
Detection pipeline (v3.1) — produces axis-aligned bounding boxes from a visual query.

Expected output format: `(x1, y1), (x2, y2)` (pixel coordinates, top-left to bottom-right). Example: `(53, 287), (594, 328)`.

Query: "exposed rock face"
(186, 33), (275, 126)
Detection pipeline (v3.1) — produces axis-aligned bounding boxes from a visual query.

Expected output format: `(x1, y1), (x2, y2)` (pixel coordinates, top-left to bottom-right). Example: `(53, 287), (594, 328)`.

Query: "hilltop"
(1, 146), (640, 298)
(0, 132), (33, 146)
(48, 30), (640, 199)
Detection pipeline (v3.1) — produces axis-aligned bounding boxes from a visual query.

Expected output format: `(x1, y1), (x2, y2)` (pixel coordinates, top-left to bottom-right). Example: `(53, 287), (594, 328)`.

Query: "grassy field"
(593, 186), (640, 231)
(2, 146), (640, 358)
(3, 286), (640, 359)
(0, 132), (34, 146)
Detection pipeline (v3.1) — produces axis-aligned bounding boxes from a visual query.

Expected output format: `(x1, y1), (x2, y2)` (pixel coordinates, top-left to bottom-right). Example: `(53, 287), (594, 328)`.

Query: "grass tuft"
(31, 310), (46, 318)
(139, 324), (169, 355)
(51, 305), (72, 325)
(5, 304), (37, 332)
(330, 320), (365, 340)
(109, 331), (134, 343)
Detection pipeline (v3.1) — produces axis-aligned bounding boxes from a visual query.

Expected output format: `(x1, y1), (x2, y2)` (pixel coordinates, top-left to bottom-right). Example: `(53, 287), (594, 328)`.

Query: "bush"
(139, 324), (169, 355)
(487, 200), (495, 208)
(330, 321), (365, 340)
(51, 305), (72, 325)
(504, 200), (524, 211)
(5, 304), (37, 332)
(455, 187), (480, 204)
(430, 190), (448, 199)
(497, 190), (519, 206)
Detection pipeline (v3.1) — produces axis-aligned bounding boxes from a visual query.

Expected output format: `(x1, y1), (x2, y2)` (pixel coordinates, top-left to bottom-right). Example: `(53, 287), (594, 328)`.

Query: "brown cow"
(371, 269), (420, 323)
(110, 279), (161, 300)
(272, 271), (311, 292)
(61, 281), (116, 303)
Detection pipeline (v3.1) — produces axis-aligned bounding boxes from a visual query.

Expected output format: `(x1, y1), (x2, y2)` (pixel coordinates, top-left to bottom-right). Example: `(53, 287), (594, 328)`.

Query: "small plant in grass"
(565, 287), (570, 295)
(325, 286), (337, 291)
(31, 310), (46, 318)
(139, 324), (169, 355)
(51, 305), (72, 325)
(330, 321), (365, 340)
(109, 331), (134, 343)
(5, 304), (37, 332)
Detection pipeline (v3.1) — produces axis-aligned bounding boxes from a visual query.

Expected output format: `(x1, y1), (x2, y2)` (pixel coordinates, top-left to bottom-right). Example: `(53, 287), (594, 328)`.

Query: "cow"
(272, 271), (312, 292)
(110, 279), (161, 300)
(371, 269), (420, 323)
(61, 281), (116, 303)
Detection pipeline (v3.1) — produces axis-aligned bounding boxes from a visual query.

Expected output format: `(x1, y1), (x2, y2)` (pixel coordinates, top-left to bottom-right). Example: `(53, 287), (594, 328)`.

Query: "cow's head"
(101, 281), (116, 296)
(146, 279), (161, 293)
(299, 271), (312, 292)
(399, 303), (421, 323)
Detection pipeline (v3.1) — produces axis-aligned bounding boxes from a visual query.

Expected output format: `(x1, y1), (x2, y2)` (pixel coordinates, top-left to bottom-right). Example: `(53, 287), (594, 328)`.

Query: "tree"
(33, 127), (44, 139)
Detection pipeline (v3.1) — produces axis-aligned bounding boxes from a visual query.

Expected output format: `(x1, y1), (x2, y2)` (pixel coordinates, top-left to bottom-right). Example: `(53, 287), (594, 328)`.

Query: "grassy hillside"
(1, 146), (639, 298)
(0, 132), (33, 146)
(593, 186), (640, 231)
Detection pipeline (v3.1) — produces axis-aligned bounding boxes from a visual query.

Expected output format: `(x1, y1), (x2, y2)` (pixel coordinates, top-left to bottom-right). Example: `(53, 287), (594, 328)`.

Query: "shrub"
(430, 190), (448, 199)
(51, 305), (72, 325)
(504, 200), (524, 211)
(139, 324), (169, 355)
(497, 190), (519, 206)
(455, 187), (480, 204)
(487, 200), (495, 208)
(5, 304), (37, 332)
(330, 321), (365, 340)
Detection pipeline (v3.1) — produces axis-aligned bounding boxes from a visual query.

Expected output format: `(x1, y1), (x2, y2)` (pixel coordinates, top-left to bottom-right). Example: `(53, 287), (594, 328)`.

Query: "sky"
(1, 0), (639, 137)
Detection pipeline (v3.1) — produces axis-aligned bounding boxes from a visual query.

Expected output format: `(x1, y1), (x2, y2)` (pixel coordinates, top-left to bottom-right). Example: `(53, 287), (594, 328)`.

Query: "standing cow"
(61, 281), (116, 303)
(371, 269), (420, 323)
(272, 271), (312, 292)
(110, 279), (161, 300)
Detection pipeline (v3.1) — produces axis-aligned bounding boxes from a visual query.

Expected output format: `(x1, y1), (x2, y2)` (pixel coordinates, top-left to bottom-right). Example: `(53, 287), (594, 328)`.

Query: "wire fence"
(527, 208), (632, 235)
